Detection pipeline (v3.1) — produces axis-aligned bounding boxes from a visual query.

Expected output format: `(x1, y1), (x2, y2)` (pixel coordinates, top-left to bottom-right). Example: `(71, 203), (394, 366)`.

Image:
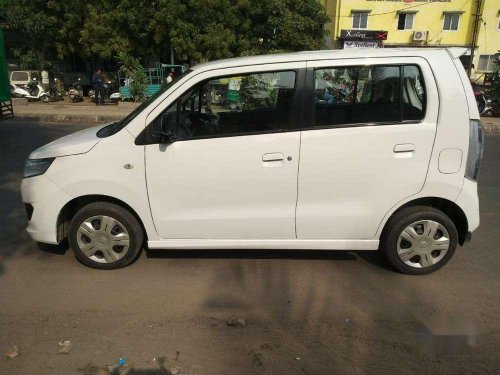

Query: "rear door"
(296, 57), (439, 239)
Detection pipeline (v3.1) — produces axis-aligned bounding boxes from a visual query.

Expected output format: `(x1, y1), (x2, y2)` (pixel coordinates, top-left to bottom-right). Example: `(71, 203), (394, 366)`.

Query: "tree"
(488, 54), (500, 115)
(1, 0), (329, 68)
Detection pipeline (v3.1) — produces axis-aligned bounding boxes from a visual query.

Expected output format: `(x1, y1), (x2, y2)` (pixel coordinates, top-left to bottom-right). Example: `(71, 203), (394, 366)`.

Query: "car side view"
(21, 48), (483, 274)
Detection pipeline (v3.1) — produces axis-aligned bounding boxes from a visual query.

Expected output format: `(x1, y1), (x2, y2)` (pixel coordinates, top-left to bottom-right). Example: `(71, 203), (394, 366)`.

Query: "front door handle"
(394, 143), (416, 153)
(262, 153), (284, 162)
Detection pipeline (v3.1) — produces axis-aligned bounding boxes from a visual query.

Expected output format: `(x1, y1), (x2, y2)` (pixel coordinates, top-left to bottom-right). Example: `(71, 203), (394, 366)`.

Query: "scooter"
(68, 79), (84, 103)
(90, 81), (121, 104)
(24, 78), (50, 103)
(475, 90), (499, 117)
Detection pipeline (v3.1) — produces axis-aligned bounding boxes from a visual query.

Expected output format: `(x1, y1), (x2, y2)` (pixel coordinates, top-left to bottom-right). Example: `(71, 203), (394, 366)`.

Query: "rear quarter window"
(313, 64), (426, 128)
(11, 72), (29, 82)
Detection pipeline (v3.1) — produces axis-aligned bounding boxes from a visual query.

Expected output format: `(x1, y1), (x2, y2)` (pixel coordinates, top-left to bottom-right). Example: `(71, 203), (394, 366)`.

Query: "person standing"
(92, 69), (103, 105)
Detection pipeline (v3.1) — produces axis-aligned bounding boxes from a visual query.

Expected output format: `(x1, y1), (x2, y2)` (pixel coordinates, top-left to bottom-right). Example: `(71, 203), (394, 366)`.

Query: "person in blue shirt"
(92, 69), (103, 105)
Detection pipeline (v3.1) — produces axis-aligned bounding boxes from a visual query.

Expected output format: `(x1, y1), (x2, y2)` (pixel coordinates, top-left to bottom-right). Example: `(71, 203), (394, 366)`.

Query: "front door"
(296, 58), (439, 239)
(145, 67), (303, 239)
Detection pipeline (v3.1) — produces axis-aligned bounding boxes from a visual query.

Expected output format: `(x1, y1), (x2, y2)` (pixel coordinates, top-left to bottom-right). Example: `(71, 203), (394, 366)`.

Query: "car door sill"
(148, 239), (379, 250)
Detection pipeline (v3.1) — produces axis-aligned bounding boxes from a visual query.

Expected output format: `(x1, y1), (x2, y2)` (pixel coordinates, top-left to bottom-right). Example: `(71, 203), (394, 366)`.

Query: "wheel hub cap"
(397, 220), (450, 269)
(76, 215), (130, 264)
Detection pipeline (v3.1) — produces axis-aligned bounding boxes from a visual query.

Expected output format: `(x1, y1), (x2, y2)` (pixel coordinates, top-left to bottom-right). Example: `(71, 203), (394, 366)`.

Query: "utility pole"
(468, 0), (482, 77)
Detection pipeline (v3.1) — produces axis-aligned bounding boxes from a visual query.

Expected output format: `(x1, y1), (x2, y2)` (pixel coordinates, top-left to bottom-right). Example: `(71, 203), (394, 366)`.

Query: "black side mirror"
(152, 113), (177, 144)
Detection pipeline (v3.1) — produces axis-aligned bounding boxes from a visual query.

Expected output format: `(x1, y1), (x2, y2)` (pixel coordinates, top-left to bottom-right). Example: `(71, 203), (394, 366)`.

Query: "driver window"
(155, 70), (296, 141)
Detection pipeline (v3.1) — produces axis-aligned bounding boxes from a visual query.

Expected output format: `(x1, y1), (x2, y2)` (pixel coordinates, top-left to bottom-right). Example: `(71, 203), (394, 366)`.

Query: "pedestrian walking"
(92, 69), (103, 105)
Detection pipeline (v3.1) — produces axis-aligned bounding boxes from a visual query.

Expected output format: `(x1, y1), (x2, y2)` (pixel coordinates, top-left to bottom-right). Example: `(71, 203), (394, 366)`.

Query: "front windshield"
(97, 69), (192, 138)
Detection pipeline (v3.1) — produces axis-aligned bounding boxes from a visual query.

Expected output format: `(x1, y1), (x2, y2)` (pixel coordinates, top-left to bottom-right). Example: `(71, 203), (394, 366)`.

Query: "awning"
(350, 9), (372, 14)
(397, 10), (419, 14)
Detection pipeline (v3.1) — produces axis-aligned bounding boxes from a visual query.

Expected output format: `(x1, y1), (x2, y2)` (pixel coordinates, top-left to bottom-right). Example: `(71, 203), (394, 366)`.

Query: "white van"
(21, 48), (483, 274)
(10, 70), (41, 87)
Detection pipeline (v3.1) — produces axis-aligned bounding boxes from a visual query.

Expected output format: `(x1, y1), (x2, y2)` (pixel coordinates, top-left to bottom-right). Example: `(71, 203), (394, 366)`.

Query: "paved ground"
(0, 120), (499, 375)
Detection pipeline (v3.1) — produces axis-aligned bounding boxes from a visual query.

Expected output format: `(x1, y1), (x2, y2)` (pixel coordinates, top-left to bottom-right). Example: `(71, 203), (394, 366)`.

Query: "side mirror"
(152, 112), (177, 144)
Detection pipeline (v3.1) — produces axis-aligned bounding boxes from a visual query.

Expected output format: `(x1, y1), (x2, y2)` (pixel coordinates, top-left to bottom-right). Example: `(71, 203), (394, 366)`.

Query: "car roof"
(191, 48), (461, 72)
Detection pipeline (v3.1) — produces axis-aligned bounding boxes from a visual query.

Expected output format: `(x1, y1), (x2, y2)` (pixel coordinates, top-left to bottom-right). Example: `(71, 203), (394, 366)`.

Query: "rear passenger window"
(313, 65), (425, 127)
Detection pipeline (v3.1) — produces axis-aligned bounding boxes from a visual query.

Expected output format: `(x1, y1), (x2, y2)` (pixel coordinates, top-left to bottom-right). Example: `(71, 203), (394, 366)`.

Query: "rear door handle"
(262, 152), (284, 162)
(394, 143), (416, 153)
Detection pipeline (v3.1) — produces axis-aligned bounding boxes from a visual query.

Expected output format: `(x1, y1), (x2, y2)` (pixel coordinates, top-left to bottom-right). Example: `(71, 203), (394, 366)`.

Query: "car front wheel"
(68, 202), (143, 269)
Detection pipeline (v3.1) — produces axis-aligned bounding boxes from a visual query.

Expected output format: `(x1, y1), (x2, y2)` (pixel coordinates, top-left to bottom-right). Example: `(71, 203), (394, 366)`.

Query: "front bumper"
(20, 174), (72, 244)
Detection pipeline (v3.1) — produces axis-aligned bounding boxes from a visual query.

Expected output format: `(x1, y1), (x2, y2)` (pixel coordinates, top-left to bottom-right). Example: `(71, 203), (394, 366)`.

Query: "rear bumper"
(455, 178), (480, 233)
(20, 174), (72, 244)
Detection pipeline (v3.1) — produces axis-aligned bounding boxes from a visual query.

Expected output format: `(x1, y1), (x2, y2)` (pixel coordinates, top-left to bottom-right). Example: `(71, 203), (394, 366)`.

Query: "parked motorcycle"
(68, 79), (84, 103)
(47, 82), (64, 102)
(90, 81), (121, 104)
(475, 90), (488, 115)
(475, 90), (500, 117)
(24, 78), (50, 103)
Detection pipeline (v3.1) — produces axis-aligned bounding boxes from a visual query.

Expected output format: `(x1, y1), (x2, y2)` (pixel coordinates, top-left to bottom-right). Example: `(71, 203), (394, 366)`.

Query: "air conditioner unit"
(413, 31), (428, 41)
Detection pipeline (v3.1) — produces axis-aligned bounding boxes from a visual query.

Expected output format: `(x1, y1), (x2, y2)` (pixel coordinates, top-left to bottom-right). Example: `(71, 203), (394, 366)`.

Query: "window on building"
(313, 65), (426, 127)
(478, 55), (499, 72)
(352, 12), (369, 29)
(397, 13), (415, 30)
(153, 71), (297, 141)
(443, 13), (460, 31)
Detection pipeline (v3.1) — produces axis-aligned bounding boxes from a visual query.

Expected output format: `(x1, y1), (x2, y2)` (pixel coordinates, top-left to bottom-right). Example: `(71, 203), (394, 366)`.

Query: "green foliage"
(117, 52), (142, 79)
(1, 0), (329, 67)
(239, 74), (278, 110)
(130, 69), (148, 102)
(490, 54), (500, 102)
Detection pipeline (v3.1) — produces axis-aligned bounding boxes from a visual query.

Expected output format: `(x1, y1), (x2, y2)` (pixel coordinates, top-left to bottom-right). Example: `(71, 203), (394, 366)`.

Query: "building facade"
(321, 0), (500, 82)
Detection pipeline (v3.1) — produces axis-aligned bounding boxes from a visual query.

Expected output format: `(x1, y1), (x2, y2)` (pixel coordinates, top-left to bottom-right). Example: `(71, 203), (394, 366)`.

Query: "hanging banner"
(0, 29), (12, 102)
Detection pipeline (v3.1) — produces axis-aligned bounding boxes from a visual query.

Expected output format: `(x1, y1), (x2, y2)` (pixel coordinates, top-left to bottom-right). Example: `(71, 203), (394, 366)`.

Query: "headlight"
(23, 158), (55, 178)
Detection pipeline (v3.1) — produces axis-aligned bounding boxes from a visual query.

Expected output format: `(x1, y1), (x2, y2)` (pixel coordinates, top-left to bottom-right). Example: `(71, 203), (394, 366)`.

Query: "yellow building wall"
(327, 0), (477, 47)
(472, 0), (500, 77)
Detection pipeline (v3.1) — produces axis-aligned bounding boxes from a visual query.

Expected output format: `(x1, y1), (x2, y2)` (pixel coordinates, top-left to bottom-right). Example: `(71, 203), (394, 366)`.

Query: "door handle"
(394, 144), (416, 153)
(262, 152), (284, 162)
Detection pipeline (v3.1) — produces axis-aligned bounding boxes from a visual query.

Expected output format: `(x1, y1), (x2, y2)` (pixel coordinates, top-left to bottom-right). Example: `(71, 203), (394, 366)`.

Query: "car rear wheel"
(68, 202), (143, 269)
(381, 206), (458, 275)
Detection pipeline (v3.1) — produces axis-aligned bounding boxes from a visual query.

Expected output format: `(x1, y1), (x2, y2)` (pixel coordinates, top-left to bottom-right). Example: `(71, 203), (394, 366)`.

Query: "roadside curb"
(482, 123), (500, 134)
(10, 114), (124, 124)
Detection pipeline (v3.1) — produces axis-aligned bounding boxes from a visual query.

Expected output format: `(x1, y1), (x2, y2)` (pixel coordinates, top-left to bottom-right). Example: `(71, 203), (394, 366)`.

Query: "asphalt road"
(0, 120), (499, 375)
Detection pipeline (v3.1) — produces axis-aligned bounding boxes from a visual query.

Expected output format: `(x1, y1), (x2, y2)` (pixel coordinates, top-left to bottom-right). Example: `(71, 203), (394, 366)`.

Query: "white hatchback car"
(21, 48), (483, 274)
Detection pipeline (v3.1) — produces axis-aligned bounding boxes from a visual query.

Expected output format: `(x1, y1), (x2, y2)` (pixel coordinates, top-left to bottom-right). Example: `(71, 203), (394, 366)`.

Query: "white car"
(21, 48), (483, 274)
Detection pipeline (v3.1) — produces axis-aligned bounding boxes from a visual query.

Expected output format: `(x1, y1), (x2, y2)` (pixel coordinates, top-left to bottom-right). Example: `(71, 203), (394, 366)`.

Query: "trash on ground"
(5, 345), (20, 359)
(58, 340), (73, 354)
(227, 316), (246, 328)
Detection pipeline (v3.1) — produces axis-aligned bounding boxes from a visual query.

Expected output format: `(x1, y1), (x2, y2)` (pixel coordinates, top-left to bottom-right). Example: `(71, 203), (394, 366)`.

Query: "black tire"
(380, 206), (458, 275)
(68, 202), (144, 270)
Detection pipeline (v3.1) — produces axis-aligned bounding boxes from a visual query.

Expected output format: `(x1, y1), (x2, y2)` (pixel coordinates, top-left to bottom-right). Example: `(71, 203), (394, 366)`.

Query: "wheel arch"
(380, 197), (469, 246)
(57, 194), (148, 243)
